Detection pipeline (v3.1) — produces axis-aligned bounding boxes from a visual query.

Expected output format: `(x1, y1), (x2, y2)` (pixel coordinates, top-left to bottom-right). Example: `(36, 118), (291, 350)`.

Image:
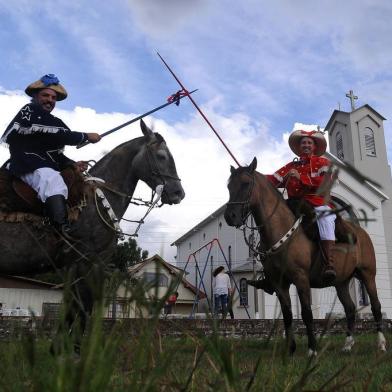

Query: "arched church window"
(364, 127), (376, 157)
(239, 278), (248, 306)
(336, 132), (344, 160)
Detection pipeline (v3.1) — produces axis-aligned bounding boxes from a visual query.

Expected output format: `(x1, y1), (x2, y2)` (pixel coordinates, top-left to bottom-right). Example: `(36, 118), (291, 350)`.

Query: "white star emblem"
(21, 106), (33, 121)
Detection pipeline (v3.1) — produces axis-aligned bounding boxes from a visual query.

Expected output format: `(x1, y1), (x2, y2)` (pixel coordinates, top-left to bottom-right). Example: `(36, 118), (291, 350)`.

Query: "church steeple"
(325, 100), (389, 184)
(325, 97), (392, 291)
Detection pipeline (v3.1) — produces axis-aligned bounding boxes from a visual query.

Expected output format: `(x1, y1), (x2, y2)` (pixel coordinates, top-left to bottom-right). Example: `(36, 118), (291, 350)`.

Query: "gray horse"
(0, 119), (185, 351)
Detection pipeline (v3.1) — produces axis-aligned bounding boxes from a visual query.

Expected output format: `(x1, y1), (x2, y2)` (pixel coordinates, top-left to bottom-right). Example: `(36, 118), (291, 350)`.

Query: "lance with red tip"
(157, 52), (241, 167)
(77, 89), (197, 149)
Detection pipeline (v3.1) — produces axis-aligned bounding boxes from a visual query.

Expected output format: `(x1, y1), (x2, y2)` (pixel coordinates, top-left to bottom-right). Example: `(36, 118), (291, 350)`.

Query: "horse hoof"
(378, 332), (387, 352)
(308, 349), (317, 358)
(379, 344), (387, 352)
(342, 336), (355, 352)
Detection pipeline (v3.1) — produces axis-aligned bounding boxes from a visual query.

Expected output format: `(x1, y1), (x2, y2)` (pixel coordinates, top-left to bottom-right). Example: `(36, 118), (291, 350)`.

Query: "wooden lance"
(77, 89), (198, 149)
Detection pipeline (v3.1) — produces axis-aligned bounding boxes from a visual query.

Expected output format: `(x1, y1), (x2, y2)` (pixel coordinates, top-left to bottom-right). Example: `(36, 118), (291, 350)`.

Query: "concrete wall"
(2, 317), (391, 340)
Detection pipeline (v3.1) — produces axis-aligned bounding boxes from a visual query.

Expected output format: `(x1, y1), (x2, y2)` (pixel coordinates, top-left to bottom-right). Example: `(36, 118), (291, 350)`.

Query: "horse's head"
(224, 157), (258, 228)
(133, 120), (185, 205)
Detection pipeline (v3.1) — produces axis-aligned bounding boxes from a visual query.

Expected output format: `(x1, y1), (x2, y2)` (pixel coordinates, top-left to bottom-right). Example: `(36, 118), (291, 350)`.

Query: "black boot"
(320, 240), (337, 282)
(45, 195), (73, 239)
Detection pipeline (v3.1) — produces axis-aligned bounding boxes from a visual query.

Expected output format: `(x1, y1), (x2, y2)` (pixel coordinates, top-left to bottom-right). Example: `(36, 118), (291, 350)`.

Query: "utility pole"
(210, 255), (214, 309)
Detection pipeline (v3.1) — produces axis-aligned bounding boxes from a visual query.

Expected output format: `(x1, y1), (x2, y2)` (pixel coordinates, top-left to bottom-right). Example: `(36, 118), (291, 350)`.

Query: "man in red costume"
(267, 130), (336, 281)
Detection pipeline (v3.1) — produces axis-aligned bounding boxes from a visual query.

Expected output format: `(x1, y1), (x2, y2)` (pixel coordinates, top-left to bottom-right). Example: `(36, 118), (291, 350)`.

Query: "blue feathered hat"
(25, 74), (67, 101)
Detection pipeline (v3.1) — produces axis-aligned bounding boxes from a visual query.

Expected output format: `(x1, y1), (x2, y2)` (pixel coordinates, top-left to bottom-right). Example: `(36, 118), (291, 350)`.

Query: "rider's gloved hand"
(87, 133), (101, 143)
(74, 161), (89, 172)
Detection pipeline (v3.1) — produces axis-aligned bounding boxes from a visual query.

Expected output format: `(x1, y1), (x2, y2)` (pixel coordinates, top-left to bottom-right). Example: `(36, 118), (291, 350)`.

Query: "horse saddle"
(286, 198), (357, 244)
(0, 167), (86, 216)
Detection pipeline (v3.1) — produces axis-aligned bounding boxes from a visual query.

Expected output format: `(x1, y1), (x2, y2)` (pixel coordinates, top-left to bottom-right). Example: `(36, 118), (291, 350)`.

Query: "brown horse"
(224, 157), (386, 355)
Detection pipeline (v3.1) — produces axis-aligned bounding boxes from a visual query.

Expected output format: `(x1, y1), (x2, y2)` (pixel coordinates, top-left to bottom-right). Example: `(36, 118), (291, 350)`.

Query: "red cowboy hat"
(25, 74), (67, 101)
(288, 130), (327, 157)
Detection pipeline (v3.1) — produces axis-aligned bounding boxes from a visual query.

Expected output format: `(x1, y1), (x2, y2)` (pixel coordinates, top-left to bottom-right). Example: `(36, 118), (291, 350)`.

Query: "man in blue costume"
(1, 74), (101, 236)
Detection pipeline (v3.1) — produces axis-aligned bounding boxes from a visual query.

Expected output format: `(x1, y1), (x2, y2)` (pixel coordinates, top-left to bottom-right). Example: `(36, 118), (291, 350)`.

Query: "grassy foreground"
(0, 271), (389, 391)
(0, 322), (390, 391)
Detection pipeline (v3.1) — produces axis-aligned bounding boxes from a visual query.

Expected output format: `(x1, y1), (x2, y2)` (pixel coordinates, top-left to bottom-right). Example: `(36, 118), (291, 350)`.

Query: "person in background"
(1, 74), (101, 237)
(213, 266), (232, 318)
(164, 292), (179, 315)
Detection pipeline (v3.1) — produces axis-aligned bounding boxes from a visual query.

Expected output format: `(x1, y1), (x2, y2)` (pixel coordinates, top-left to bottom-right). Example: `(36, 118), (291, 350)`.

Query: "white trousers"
(20, 167), (68, 203)
(314, 205), (336, 241)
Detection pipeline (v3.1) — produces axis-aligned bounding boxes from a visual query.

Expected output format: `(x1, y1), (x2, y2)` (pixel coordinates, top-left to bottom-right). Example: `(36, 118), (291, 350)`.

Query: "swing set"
(179, 238), (251, 319)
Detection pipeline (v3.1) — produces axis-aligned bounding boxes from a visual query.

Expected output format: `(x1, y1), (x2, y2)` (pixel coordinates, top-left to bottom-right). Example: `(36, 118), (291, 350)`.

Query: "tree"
(111, 238), (148, 271)
(30, 238), (148, 283)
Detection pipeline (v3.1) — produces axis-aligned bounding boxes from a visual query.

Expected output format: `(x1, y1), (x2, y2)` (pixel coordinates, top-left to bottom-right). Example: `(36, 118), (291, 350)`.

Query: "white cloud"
(126, 0), (211, 39)
(0, 90), (293, 261)
(2, 0), (392, 259)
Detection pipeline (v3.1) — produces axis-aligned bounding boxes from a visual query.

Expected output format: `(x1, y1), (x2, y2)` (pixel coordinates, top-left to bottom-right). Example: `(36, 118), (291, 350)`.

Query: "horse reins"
(84, 138), (181, 238)
(228, 171), (303, 259)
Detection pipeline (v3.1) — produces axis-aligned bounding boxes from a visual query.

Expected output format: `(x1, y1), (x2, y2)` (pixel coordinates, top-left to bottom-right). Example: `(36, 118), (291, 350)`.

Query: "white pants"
(314, 205), (336, 241)
(20, 167), (68, 203)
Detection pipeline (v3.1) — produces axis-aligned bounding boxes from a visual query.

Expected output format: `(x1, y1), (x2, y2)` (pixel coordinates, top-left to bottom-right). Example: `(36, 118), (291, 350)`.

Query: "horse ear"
(140, 119), (154, 140)
(249, 157), (257, 172)
(230, 165), (236, 174)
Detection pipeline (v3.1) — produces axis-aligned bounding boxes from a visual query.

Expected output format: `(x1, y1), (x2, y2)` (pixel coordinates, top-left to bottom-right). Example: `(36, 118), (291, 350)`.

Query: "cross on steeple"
(345, 90), (358, 111)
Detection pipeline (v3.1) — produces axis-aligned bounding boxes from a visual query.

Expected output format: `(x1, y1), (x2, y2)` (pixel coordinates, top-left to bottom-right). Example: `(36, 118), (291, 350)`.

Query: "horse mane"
(254, 170), (285, 200)
(228, 166), (295, 220)
(227, 165), (252, 185)
(91, 132), (166, 173)
(154, 133), (165, 143)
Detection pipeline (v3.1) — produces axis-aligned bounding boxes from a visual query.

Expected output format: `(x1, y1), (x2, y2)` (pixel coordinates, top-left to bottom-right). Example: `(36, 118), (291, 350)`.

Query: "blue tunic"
(1, 103), (88, 176)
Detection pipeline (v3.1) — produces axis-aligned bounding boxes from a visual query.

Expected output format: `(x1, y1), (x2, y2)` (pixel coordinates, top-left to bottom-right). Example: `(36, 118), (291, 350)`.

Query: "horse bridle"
(84, 139), (182, 239)
(226, 171), (255, 226)
(145, 140), (181, 186)
(227, 170), (302, 258)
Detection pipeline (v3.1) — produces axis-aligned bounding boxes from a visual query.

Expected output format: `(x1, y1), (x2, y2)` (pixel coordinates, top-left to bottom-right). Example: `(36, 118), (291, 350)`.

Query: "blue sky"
(1, 0), (391, 259)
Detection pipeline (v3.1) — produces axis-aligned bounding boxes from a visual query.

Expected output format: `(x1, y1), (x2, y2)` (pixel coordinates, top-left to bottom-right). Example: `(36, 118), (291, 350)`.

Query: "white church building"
(172, 97), (392, 320)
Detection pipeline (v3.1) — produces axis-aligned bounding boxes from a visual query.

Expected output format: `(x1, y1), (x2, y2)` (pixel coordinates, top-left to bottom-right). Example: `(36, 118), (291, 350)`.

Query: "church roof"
(231, 261), (263, 273)
(0, 275), (63, 290)
(325, 151), (390, 201)
(325, 104), (386, 131)
(171, 205), (226, 246)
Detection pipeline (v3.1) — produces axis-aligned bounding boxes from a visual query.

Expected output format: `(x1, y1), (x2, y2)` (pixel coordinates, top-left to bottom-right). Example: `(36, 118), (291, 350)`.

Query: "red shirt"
(266, 156), (331, 207)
